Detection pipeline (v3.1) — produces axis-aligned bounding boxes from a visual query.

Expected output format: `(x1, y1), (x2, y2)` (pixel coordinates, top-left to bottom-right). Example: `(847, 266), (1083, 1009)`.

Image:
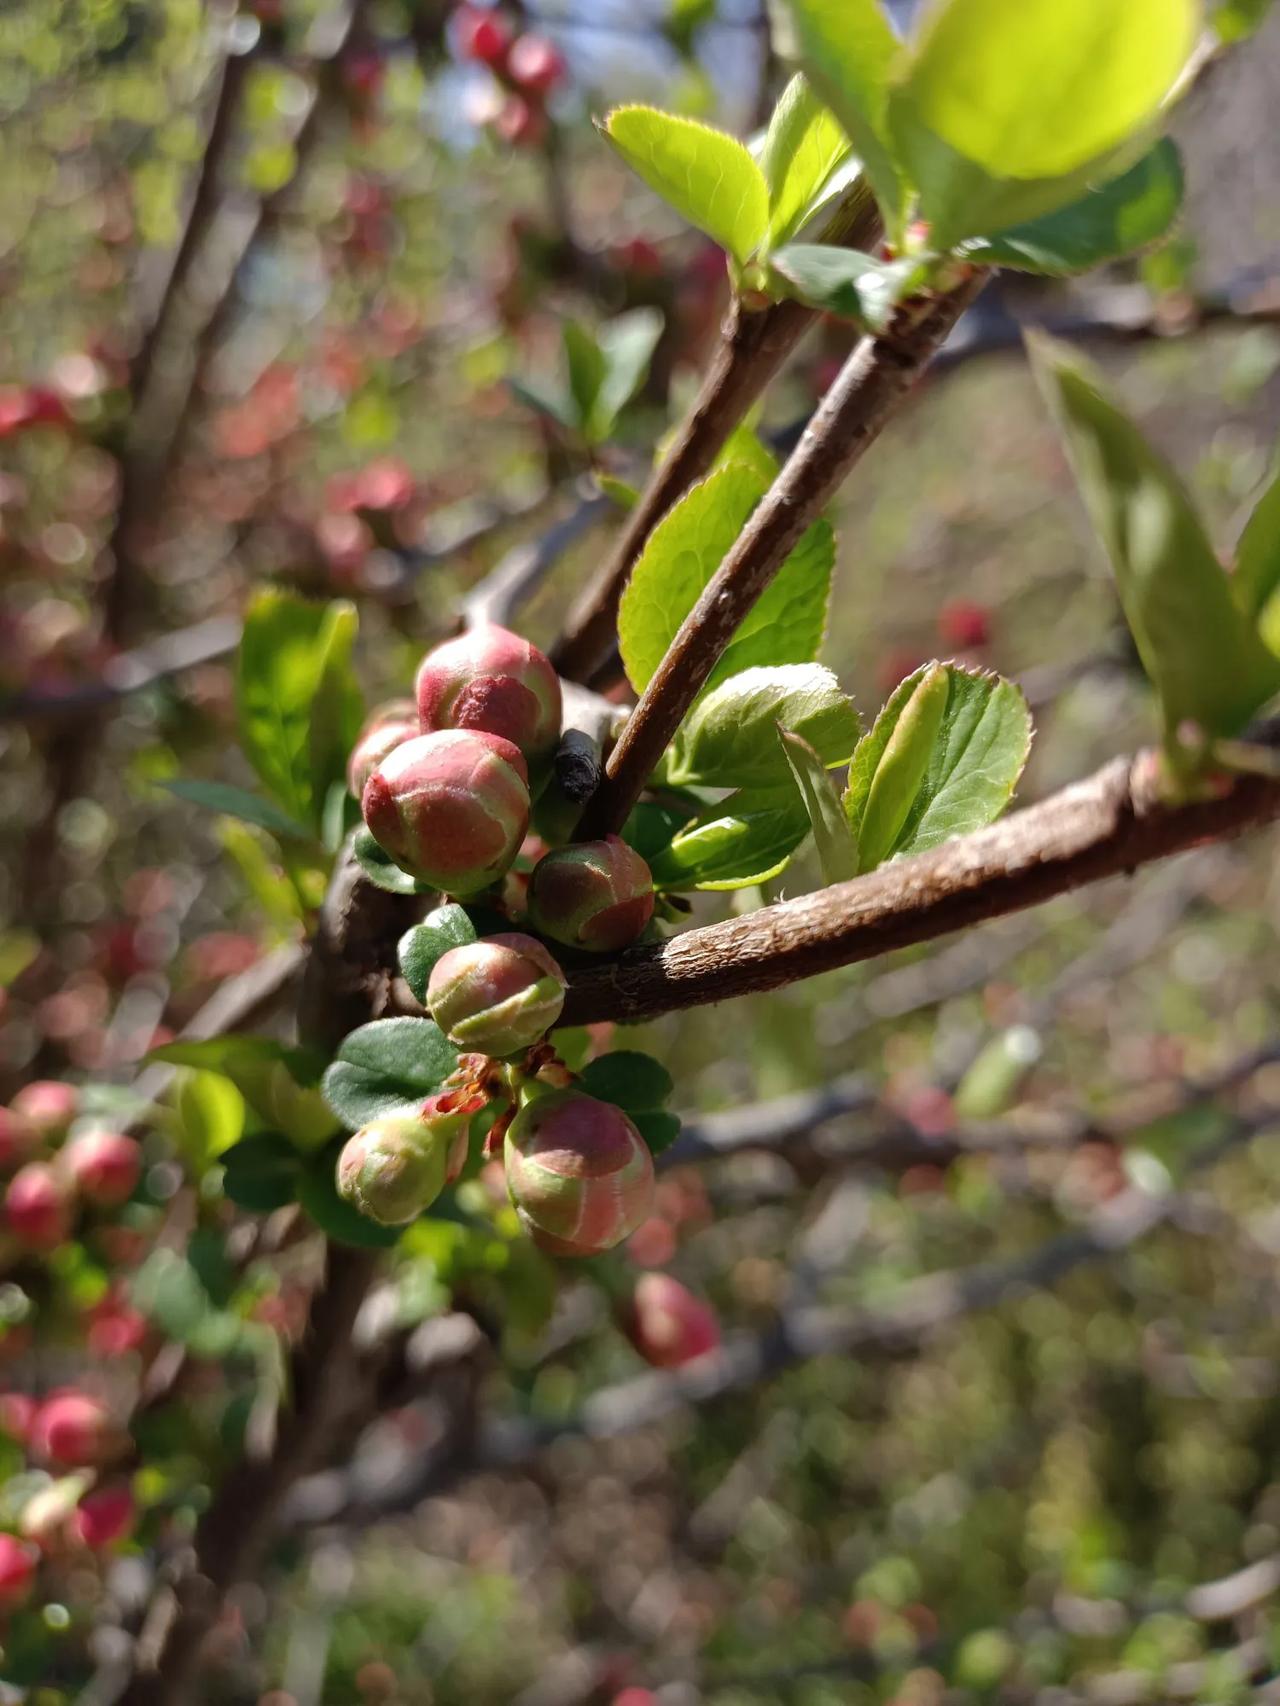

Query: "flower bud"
(336, 1116), (449, 1226)
(347, 698), (419, 797)
(626, 1274), (720, 1368)
(69, 1484), (135, 1550)
(0, 1107), (40, 1173)
(362, 729), (530, 894)
(31, 1391), (116, 1467)
(61, 1131), (141, 1207)
(0, 1534), (37, 1609)
(415, 623), (562, 760)
(11, 1080), (77, 1140)
(427, 933), (566, 1056)
(5, 1163), (73, 1251)
(0, 1393), (37, 1446)
(504, 1089), (655, 1257)
(527, 836), (654, 953)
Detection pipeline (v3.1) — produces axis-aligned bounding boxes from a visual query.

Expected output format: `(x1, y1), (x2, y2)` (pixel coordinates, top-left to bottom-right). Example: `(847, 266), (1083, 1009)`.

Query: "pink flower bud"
(627, 1274), (720, 1368)
(11, 1080), (77, 1140)
(507, 33), (565, 95)
(336, 1115), (450, 1226)
(527, 836), (654, 952)
(0, 1534), (37, 1609)
(0, 1393), (37, 1445)
(69, 1484), (135, 1550)
(415, 624), (561, 760)
(504, 1089), (655, 1257)
(5, 1163), (72, 1251)
(427, 933), (566, 1056)
(61, 1131), (141, 1207)
(347, 698), (419, 797)
(31, 1391), (116, 1467)
(0, 1107), (40, 1173)
(362, 729), (530, 895)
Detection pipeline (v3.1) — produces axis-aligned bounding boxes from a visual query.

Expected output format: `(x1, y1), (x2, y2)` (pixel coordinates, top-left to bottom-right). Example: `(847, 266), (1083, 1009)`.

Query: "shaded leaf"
(594, 308), (665, 437)
(321, 1018), (458, 1131)
(580, 1051), (674, 1113)
(353, 826), (434, 895)
(779, 728), (858, 884)
(1233, 460), (1280, 634)
(670, 664), (860, 789)
(398, 906), (479, 1006)
(162, 779), (312, 844)
(220, 1134), (302, 1212)
(648, 785), (810, 892)
(632, 1109), (684, 1157)
(769, 245), (922, 330)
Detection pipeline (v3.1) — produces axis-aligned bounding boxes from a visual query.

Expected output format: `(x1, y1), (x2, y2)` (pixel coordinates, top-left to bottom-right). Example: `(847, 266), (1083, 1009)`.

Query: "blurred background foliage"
(2, 1), (1280, 1702)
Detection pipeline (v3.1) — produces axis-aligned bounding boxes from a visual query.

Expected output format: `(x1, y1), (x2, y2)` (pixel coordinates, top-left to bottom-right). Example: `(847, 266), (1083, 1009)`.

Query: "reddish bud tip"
(455, 4), (511, 66)
(527, 836), (654, 953)
(627, 1273), (720, 1368)
(0, 1107), (41, 1173)
(31, 1390), (116, 1468)
(507, 33), (565, 95)
(70, 1484), (135, 1550)
(5, 1163), (72, 1250)
(0, 1534), (37, 1609)
(10, 1081), (78, 1140)
(937, 600), (990, 651)
(61, 1131), (141, 1207)
(504, 1089), (655, 1257)
(347, 698), (419, 798)
(415, 623), (561, 759)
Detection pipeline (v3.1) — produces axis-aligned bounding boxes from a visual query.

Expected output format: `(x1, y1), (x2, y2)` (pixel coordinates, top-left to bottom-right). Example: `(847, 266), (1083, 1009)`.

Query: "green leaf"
(778, 728), (858, 884)
(953, 1026), (1043, 1118)
(1233, 462), (1280, 638)
(562, 318), (606, 433)
(152, 1038), (336, 1151)
(307, 600), (364, 819)
(297, 1141), (399, 1248)
(172, 1069), (245, 1168)
(632, 1109), (684, 1157)
(321, 1018), (458, 1131)
(398, 906), (478, 1006)
(844, 663), (1032, 870)
(617, 466), (833, 694)
(161, 779), (312, 844)
(603, 106), (768, 265)
(669, 664), (860, 790)
(353, 826), (434, 895)
(594, 308), (665, 438)
(647, 785), (810, 891)
(712, 422), (780, 483)
(888, 105), (1148, 248)
(771, 0), (906, 231)
(1213, 0), (1275, 41)
(236, 590), (360, 833)
(131, 1248), (247, 1355)
(580, 1051), (674, 1114)
(220, 1134), (302, 1212)
(895, 0), (1196, 184)
(759, 74), (852, 251)
(598, 474), (640, 511)
(768, 245), (922, 330)
(1030, 334), (1280, 741)
(960, 140), (1185, 274)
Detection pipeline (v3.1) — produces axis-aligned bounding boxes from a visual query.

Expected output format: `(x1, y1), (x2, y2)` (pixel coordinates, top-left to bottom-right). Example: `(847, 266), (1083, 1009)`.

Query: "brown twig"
(549, 178), (883, 684)
(560, 741), (1280, 1026)
(575, 268), (991, 840)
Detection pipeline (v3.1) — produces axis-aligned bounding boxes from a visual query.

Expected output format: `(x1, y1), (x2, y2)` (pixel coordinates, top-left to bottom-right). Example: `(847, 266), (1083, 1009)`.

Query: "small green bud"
(427, 933), (567, 1056)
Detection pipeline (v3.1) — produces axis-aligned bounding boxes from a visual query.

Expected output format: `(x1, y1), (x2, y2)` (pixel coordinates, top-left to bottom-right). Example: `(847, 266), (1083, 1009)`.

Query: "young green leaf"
(779, 728), (859, 885)
(669, 664), (860, 789)
(712, 421), (780, 483)
(768, 246), (922, 330)
(1030, 334), (1280, 740)
(1232, 462), (1280, 635)
(770, 0), (906, 231)
(758, 74), (852, 251)
(161, 780), (313, 845)
(603, 106), (768, 265)
(617, 466), (833, 694)
(307, 600), (363, 824)
(321, 1018), (459, 1131)
(647, 786), (810, 891)
(960, 140), (1185, 275)
(580, 1051), (674, 1114)
(398, 905), (479, 1006)
(844, 663), (1032, 869)
(562, 318), (606, 433)
(152, 1036), (336, 1150)
(895, 0), (1196, 184)
(594, 308), (664, 438)
(236, 591), (360, 833)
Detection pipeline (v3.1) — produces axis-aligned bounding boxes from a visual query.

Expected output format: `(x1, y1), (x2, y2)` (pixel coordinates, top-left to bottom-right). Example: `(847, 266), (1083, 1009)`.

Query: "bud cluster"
(0, 1082), (143, 1255)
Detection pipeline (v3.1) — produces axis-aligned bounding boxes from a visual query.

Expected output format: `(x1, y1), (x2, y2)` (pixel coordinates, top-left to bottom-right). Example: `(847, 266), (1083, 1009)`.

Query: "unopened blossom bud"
(336, 1116), (449, 1226)
(527, 836), (654, 952)
(427, 933), (566, 1056)
(31, 1391), (116, 1468)
(347, 698), (419, 797)
(362, 729), (530, 894)
(626, 1273), (720, 1368)
(0, 1107), (40, 1173)
(5, 1163), (73, 1251)
(0, 1393), (37, 1445)
(504, 1089), (655, 1257)
(415, 623), (562, 760)
(61, 1131), (141, 1207)
(69, 1484), (135, 1550)
(11, 1080), (77, 1140)
(0, 1534), (37, 1609)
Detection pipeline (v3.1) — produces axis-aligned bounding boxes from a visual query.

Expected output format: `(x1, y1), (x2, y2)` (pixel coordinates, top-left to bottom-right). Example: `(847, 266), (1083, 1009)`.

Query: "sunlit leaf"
(603, 106), (768, 264)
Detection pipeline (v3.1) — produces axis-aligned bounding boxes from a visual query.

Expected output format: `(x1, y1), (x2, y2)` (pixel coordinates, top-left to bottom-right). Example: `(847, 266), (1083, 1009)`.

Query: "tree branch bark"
(576, 267), (991, 840)
(549, 180), (883, 685)
(560, 744), (1280, 1027)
